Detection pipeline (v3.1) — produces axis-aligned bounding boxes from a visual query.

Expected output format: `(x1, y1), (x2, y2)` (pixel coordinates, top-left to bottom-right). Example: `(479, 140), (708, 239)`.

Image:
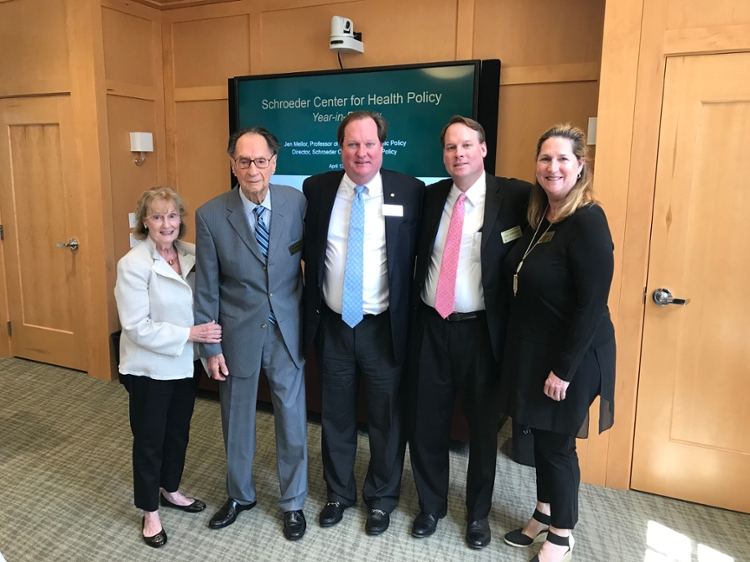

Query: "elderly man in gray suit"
(194, 126), (308, 540)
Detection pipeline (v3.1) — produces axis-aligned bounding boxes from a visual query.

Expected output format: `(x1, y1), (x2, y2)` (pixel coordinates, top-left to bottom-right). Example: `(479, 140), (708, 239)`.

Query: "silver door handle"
(55, 238), (79, 252)
(652, 287), (689, 306)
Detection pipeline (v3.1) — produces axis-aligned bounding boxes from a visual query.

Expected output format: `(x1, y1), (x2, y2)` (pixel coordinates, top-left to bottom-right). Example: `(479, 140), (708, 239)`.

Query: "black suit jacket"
(412, 174), (531, 363)
(302, 169), (425, 365)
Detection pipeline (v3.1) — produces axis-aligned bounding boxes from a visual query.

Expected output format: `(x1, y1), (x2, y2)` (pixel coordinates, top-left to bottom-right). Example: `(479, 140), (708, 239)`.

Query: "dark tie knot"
(254, 205), (265, 219)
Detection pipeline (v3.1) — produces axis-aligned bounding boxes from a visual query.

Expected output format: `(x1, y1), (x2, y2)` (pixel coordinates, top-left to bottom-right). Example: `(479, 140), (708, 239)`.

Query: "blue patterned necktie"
(341, 185), (365, 328)
(253, 205), (276, 324)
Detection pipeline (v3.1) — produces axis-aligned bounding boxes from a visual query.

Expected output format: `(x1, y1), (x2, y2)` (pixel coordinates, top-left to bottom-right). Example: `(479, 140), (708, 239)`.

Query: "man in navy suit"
(408, 116), (531, 548)
(302, 111), (424, 535)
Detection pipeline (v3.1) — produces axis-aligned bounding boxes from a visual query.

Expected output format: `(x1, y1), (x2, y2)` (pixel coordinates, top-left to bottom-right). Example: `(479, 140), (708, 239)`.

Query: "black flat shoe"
(411, 512), (444, 538)
(466, 518), (491, 549)
(365, 508), (390, 535)
(283, 510), (307, 541)
(160, 494), (206, 513)
(142, 517), (167, 548)
(208, 498), (257, 529)
(504, 508), (550, 547)
(319, 502), (346, 527)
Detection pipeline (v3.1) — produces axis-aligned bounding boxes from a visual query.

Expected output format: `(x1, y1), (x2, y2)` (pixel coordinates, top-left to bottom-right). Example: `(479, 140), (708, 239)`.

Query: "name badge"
(382, 204), (404, 217)
(501, 226), (522, 244)
(538, 231), (555, 244)
(288, 239), (303, 255)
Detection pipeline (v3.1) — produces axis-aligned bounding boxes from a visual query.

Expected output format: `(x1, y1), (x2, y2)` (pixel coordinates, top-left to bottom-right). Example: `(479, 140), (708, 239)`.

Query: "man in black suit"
(408, 116), (531, 548)
(302, 110), (424, 536)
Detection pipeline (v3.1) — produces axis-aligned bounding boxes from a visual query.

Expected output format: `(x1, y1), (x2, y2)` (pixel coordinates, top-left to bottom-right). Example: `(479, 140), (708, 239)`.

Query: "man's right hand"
(208, 354), (229, 381)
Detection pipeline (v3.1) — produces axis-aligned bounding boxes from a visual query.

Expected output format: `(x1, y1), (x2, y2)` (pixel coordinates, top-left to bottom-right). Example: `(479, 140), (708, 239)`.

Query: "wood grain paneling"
(261, 0), (458, 74)
(667, 0), (750, 29)
(590, 0), (646, 489)
(473, 0), (605, 66)
(102, 5), (155, 86)
(171, 15), (250, 87)
(664, 24), (750, 55)
(107, 96), (160, 262)
(495, 81), (599, 180)
(0, 0), (70, 97)
(173, 100), (231, 241)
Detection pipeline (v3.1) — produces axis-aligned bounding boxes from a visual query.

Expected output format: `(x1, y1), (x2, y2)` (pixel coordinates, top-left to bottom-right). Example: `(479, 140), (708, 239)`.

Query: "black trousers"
(531, 428), (579, 529)
(127, 374), (197, 512)
(315, 305), (405, 512)
(409, 302), (501, 521)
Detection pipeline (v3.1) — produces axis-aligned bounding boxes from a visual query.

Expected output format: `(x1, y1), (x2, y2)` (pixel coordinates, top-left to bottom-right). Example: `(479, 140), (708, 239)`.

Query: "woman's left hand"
(544, 372), (570, 401)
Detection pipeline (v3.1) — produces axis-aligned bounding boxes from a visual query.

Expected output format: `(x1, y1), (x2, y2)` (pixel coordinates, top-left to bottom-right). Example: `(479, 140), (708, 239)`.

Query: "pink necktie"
(435, 193), (466, 318)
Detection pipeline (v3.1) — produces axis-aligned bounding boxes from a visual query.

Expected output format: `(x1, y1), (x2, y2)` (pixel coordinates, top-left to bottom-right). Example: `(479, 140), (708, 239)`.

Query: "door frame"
(592, 0), (750, 490)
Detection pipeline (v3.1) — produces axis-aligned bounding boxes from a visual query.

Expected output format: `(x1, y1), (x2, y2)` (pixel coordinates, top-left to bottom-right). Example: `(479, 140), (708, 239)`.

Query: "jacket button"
(263, 266), (267, 271)
(261, 323), (267, 329)
(269, 292), (273, 297)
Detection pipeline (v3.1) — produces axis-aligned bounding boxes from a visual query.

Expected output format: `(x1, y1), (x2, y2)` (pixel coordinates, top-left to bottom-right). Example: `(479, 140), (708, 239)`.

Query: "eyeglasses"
(233, 155), (274, 169)
(146, 212), (180, 223)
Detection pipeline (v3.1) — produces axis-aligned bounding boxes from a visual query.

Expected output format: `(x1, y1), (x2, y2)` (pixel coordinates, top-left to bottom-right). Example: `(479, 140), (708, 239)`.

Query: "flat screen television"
(228, 59), (500, 189)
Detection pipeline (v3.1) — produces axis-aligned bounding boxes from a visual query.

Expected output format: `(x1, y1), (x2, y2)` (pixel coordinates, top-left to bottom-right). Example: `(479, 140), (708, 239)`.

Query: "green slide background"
(236, 64), (476, 177)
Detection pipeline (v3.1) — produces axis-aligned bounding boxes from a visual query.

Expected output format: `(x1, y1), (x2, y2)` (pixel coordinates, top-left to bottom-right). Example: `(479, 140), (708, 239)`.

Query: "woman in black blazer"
(500, 125), (615, 562)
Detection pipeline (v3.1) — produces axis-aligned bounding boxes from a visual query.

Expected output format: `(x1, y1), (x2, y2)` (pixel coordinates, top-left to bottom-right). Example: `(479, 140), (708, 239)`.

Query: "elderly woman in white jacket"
(115, 186), (221, 548)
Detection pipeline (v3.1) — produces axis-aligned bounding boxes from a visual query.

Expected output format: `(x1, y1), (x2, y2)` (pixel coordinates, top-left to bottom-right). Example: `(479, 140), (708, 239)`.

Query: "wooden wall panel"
(106, 96), (160, 261)
(102, 5), (156, 86)
(171, 15), (251, 87)
(667, 0), (750, 29)
(173, 100), (231, 241)
(261, 0), (458, 73)
(495, 81), (600, 180)
(473, 0), (605, 66)
(0, 0), (70, 97)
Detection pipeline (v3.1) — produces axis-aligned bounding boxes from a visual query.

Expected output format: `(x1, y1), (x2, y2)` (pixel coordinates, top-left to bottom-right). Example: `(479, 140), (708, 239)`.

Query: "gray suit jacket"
(194, 185), (306, 376)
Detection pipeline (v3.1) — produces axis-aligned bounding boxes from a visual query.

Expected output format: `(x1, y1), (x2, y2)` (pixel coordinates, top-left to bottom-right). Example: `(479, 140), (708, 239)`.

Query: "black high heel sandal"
(530, 529), (574, 562)
(504, 508), (550, 547)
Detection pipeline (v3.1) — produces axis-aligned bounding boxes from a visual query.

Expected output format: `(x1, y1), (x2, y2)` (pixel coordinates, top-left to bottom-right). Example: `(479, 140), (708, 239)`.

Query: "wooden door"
(0, 96), (87, 371)
(631, 52), (750, 513)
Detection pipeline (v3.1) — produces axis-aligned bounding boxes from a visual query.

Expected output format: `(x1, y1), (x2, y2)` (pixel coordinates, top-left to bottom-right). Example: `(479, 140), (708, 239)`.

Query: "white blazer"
(114, 237), (197, 380)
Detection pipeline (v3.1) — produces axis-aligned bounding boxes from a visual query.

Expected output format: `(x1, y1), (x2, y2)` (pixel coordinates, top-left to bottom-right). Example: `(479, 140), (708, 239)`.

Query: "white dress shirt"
(239, 186), (272, 232)
(422, 171), (486, 312)
(323, 172), (389, 315)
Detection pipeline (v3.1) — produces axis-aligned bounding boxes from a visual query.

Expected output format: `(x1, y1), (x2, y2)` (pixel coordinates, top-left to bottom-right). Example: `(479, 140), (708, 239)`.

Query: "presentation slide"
(235, 63), (478, 188)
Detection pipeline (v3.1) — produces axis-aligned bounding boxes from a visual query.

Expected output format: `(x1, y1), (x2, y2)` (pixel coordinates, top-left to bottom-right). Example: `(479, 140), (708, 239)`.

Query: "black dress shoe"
(142, 517), (167, 548)
(504, 508), (550, 547)
(160, 494), (207, 513)
(411, 512), (444, 538)
(208, 498), (257, 529)
(365, 508), (390, 536)
(319, 502), (346, 527)
(283, 510), (306, 541)
(466, 518), (491, 549)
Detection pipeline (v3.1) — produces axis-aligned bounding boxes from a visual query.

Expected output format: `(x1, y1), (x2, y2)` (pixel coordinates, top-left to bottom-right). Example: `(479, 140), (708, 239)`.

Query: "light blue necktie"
(253, 206), (276, 324)
(341, 185), (365, 328)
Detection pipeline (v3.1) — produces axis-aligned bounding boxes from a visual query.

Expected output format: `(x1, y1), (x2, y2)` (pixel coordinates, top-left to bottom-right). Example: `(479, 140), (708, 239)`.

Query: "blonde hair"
(133, 186), (187, 240)
(528, 124), (597, 228)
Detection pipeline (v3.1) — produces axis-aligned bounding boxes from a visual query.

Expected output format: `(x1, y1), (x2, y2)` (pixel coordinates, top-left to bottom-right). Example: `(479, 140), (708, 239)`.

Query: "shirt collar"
(342, 171), (383, 198)
(238, 186), (272, 215)
(449, 171), (486, 207)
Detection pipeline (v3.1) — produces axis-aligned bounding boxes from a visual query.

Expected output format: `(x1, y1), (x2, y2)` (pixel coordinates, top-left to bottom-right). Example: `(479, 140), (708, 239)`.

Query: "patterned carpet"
(0, 358), (748, 562)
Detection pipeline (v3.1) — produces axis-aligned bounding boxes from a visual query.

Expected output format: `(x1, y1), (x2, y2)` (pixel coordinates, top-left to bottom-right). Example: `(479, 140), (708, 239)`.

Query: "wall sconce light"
(130, 132), (153, 166)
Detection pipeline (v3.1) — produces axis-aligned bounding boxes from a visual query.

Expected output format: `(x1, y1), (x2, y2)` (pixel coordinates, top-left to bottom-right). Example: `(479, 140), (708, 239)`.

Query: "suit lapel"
(482, 175), (504, 251)
(382, 173), (400, 281)
(267, 185), (286, 262)
(316, 175), (341, 285)
(226, 188), (264, 262)
(426, 180), (453, 259)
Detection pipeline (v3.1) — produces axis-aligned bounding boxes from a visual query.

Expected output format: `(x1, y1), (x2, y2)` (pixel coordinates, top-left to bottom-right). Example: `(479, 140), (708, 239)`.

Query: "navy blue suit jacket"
(302, 169), (425, 365)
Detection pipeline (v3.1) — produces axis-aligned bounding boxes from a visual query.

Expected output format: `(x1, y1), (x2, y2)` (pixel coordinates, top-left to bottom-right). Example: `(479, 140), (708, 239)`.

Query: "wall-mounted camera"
(329, 16), (364, 54)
